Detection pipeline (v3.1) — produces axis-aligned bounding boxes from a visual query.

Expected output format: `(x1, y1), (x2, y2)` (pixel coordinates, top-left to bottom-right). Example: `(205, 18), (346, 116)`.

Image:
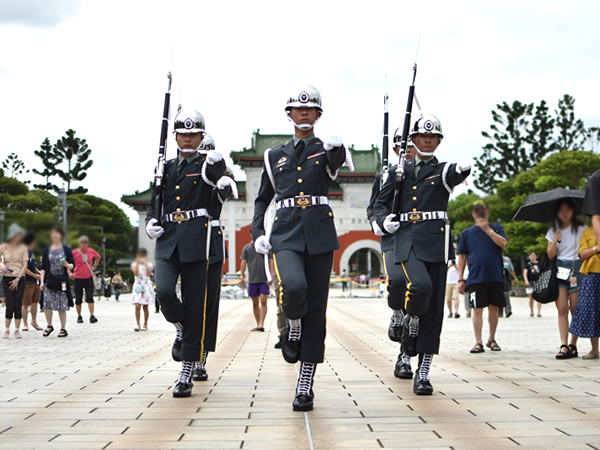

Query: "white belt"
(276, 195), (329, 209)
(210, 220), (221, 227)
(398, 211), (448, 223)
(163, 208), (209, 223)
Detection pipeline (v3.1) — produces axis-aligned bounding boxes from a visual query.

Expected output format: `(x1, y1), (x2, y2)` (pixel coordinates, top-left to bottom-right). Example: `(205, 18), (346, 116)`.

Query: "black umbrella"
(512, 188), (586, 223)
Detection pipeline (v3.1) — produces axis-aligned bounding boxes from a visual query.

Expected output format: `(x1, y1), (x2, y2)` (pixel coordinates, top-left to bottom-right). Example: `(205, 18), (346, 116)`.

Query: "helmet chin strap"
(178, 147), (200, 154)
(287, 111), (320, 131)
(413, 141), (436, 158)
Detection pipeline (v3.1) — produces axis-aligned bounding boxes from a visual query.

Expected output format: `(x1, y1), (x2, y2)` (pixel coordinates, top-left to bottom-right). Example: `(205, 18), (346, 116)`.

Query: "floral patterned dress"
(131, 263), (154, 305)
(44, 247), (69, 311)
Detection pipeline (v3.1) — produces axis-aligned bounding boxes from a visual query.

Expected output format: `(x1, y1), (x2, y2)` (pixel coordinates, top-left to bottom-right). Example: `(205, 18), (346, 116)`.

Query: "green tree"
(553, 94), (587, 151)
(53, 129), (93, 194)
(474, 101), (534, 193)
(2, 152), (30, 182)
(33, 137), (59, 191)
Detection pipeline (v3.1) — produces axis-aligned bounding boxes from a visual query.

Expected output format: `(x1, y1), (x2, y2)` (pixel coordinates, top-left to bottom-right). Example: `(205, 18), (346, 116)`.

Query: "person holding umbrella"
(546, 199), (586, 359)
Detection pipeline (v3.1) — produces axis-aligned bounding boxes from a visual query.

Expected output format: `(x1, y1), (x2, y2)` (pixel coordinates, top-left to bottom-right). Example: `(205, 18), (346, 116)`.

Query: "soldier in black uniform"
(251, 85), (352, 411)
(146, 110), (226, 398)
(366, 129), (417, 380)
(192, 134), (238, 382)
(373, 114), (471, 395)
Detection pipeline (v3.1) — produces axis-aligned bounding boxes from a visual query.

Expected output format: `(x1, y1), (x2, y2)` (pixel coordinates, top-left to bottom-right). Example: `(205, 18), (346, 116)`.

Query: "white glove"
(206, 150), (224, 165)
(372, 221), (384, 237)
(145, 218), (164, 240)
(455, 161), (472, 174)
(383, 214), (400, 234)
(323, 136), (343, 151)
(254, 235), (272, 255)
(216, 176), (239, 199)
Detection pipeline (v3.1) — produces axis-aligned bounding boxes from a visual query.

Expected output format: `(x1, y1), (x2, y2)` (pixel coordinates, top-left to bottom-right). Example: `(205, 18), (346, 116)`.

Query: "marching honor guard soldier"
(192, 134), (238, 382)
(146, 109), (226, 398)
(367, 129), (417, 380)
(373, 114), (471, 395)
(251, 85), (353, 411)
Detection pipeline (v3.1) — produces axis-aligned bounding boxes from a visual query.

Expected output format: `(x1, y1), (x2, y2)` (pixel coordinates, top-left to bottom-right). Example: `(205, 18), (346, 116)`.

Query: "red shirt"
(73, 247), (100, 279)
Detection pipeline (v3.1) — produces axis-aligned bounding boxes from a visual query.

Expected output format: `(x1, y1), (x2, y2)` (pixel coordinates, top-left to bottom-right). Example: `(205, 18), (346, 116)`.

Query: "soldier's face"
(413, 134), (441, 154)
(176, 132), (204, 150)
(405, 145), (417, 160)
(289, 107), (320, 127)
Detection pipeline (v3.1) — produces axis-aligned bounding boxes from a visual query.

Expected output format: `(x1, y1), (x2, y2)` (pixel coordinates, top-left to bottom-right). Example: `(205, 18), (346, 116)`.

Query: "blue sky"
(1, 0), (598, 223)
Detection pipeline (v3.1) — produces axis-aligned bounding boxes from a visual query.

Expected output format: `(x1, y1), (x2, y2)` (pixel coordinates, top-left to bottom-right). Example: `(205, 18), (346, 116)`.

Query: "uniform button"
(431, 181), (435, 185)
(328, 212), (333, 217)
(441, 227), (445, 232)
(299, 192), (304, 196)
(412, 196), (417, 201)
(412, 208), (417, 212)
(279, 167), (283, 171)
(302, 206), (306, 210)
(315, 160), (320, 165)
(298, 178), (303, 183)
(193, 181), (197, 184)
(297, 166), (302, 171)
(274, 217), (278, 221)
(176, 208), (181, 212)
(176, 196), (180, 200)
(175, 185), (180, 190)
(218, 231), (222, 235)
(204, 223), (208, 228)
(412, 186), (417, 190)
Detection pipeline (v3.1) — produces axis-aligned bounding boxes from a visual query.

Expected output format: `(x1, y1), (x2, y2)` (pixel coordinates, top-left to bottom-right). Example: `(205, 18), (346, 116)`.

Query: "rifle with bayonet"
(153, 72), (172, 226)
(380, 88), (390, 187)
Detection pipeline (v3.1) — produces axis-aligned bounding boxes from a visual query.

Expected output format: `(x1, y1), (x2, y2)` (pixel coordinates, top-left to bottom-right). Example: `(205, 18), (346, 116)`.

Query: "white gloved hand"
(456, 161), (472, 174)
(206, 150), (224, 165)
(372, 221), (384, 237)
(216, 176), (238, 199)
(383, 214), (400, 234)
(254, 235), (272, 255)
(323, 136), (343, 151)
(146, 218), (164, 240)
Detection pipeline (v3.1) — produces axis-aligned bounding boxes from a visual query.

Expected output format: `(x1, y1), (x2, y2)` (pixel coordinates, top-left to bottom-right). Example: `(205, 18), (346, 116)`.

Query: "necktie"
(295, 140), (305, 159)
(415, 161), (425, 177)
(178, 159), (188, 176)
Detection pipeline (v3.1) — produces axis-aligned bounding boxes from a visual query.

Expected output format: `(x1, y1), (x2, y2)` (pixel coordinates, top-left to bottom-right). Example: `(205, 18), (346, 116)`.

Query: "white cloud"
(0, 0), (599, 225)
(0, 0), (78, 26)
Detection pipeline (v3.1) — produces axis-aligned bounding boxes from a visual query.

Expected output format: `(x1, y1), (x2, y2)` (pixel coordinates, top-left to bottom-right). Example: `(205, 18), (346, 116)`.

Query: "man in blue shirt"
(457, 200), (508, 354)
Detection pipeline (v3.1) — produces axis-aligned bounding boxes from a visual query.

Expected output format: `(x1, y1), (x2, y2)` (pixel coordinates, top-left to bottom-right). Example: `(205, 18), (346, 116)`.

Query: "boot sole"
(293, 404), (314, 411)
(172, 391), (192, 398)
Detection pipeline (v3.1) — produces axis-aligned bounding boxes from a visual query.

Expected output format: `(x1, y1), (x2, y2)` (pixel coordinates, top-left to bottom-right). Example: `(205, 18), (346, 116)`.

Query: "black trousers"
(204, 260), (222, 353)
(386, 248), (447, 354)
(155, 250), (209, 362)
(273, 250), (333, 364)
(74, 277), (95, 304)
(3, 277), (25, 320)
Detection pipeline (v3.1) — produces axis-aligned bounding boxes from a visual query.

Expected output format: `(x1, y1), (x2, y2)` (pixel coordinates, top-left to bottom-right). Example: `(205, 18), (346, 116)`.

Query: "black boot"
(293, 362), (316, 411)
(394, 354), (413, 379)
(388, 317), (403, 342)
(171, 339), (182, 362)
(282, 320), (301, 364)
(274, 336), (283, 349)
(173, 361), (194, 398)
(192, 352), (209, 381)
(413, 354), (434, 395)
(401, 315), (419, 357)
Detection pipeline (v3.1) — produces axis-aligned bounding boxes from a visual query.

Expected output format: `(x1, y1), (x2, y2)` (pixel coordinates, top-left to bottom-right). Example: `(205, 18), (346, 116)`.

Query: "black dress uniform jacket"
(374, 158), (469, 263)
(146, 157), (226, 263)
(367, 168), (396, 253)
(251, 138), (346, 255)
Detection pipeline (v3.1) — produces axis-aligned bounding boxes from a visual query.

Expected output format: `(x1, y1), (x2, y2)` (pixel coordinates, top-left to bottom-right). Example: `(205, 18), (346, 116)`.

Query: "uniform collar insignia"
(276, 156), (287, 167)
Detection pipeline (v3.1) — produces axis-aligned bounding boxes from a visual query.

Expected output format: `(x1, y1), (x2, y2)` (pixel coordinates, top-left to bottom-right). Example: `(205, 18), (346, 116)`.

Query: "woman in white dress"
(131, 248), (154, 331)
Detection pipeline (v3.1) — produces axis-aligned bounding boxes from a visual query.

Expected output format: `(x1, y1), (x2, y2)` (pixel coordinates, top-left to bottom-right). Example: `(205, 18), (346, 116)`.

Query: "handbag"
(532, 257), (559, 304)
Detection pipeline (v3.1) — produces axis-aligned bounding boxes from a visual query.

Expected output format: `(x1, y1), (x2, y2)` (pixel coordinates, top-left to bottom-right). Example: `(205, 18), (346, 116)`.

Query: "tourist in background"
(40, 226), (75, 338)
(524, 251), (542, 318)
(569, 226), (600, 359)
(131, 249), (153, 331)
(446, 259), (460, 318)
(73, 235), (100, 323)
(112, 270), (124, 302)
(240, 241), (273, 332)
(547, 199), (586, 359)
(499, 255), (518, 318)
(0, 224), (27, 338)
(103, 274), (112, 299)
(21, 231), (42, 331)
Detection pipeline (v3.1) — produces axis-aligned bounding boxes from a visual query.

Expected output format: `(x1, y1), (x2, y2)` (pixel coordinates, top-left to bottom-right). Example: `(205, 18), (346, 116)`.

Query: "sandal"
(470, 343), (485, 353)
(14, 330), (22, 339)
(134, 326), (140, 332)
(57, 329), (68, 338)
(582, 352), (600, 360)
(43, 325), (54, 337)
(556, 345), (570, 359)
(568, 345), (578, 358)
(486, 339), (502, 351)
(22, 326), (29, 331)
(32, 323), (43, 331)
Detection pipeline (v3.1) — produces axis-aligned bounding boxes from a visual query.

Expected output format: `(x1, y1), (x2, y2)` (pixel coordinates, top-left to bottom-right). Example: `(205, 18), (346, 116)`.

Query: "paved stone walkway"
(1, 291), (599, 449)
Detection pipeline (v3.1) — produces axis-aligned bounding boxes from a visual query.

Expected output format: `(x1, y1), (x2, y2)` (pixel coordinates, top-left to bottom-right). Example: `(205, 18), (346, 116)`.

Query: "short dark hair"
(51, 226), (65, 238)
(23, 231), (36, 245)
(136, 248), (148, 257)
